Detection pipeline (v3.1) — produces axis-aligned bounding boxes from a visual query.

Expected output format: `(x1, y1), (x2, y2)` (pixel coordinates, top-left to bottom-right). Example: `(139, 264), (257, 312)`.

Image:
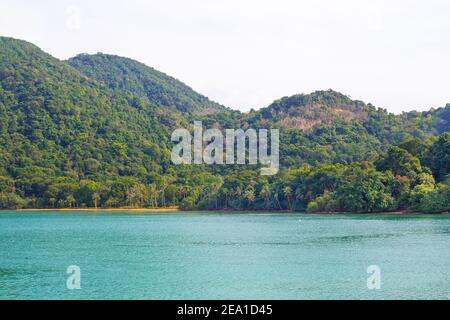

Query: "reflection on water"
(0, 212), (450, 300)
(313, 233), (400, 243)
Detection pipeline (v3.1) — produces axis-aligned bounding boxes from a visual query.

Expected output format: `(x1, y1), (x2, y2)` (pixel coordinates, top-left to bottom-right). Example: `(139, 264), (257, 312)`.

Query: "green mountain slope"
(233, 89), (449, 166)
(249, 90), (370, 130)
(68, 53), (226, 115)
(0, 36), (448, 211)
(246, 89), (448, 138)
(0, 37), (182, 207)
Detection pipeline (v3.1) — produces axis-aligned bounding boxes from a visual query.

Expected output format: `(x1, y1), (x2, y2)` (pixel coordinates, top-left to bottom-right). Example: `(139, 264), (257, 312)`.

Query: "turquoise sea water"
(0, 211), (449, 300)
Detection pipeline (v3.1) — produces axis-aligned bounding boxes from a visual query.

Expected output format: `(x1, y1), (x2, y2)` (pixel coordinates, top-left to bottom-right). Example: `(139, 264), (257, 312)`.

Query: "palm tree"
(244, 187), (256, 208)
(147, 184), (158, 207)
(92, 193), (100, 209)
(66, 195), (76, 208)
(283, 186), (293, 210)
(260, 184), (271, 208)
(234, 186), (244, 208)
(159, 176), (175, 207)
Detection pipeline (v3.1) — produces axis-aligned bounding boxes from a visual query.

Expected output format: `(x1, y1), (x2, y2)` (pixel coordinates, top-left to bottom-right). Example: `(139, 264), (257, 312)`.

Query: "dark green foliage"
(424, 133), (450, 182)
(0, 36), (449, 212)
(332, 164), (394, 212)
(375, 147), (423, 179)
(67, 53), (227, 114)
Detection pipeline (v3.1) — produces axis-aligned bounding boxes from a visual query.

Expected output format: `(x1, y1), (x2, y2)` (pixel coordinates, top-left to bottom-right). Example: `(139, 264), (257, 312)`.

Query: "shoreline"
(13, 207), (180, 212)
(2, 208), (449, 214)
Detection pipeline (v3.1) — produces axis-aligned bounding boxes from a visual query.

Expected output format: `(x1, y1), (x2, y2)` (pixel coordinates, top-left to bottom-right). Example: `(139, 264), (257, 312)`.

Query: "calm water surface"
(0, 211), (450, 299)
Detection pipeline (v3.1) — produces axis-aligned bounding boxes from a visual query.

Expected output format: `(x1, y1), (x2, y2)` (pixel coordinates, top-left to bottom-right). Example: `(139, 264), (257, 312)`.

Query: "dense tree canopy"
(0, 36), (449, 212)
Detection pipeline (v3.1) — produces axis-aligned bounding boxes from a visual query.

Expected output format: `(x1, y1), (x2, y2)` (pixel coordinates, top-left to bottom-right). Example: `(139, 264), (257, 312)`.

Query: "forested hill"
(0, 36), (449, 212)
(68, 53), (227, 115)
(0, 36), (181, 208)
(246, 89), (449, 138)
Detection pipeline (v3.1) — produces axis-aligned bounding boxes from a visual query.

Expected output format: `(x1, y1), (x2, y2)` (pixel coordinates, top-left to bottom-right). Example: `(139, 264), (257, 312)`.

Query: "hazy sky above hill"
(1, 0), (449, 113)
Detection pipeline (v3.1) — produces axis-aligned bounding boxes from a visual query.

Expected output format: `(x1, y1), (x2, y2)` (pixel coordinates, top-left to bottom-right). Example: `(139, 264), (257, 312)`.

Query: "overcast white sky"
(1, 0), (449, 113)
